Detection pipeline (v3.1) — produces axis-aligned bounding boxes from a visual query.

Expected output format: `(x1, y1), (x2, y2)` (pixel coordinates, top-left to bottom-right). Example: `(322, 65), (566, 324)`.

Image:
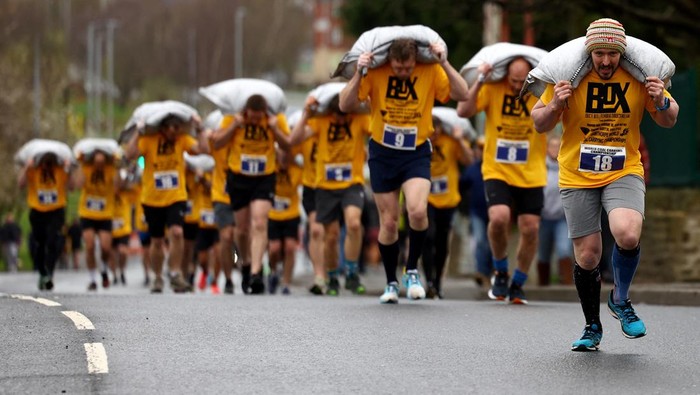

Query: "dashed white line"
(10, 294), (62, 307)
(84, 343), (109, 374)
(62, 311), (96, 330)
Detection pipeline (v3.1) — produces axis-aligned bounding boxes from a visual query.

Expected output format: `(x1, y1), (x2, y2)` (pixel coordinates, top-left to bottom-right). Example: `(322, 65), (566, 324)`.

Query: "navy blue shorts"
(368, 139), (432, 193)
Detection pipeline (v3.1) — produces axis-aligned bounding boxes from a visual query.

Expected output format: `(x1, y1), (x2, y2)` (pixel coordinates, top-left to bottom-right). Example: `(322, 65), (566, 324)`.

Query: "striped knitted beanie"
(585, 18), (626, 54)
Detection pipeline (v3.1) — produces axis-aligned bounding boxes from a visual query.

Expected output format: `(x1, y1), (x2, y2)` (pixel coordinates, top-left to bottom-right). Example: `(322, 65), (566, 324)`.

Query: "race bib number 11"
(578, 144), (626, 173)
(241, 155), (267, 175)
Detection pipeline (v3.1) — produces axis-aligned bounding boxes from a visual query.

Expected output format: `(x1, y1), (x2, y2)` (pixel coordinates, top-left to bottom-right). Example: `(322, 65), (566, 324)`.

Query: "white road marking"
(62, 311), (96, 330)
(10, 294), (62, 307)
(84, 343), (109, 374)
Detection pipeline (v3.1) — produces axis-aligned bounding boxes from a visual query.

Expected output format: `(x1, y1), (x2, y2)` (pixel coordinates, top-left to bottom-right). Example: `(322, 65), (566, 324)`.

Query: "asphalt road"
(2, 262), (700, 394)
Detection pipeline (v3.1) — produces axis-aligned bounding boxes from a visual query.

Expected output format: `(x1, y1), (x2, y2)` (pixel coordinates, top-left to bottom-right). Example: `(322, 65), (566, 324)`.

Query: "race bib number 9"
(154, 171), (180, 190)
(38, 190), (58, 205)
(241, 155), (267, 175)
(578, 144), (626, 173)
(430, 176), (448, 194)
(325, 163), (352, 182)
(382, 124), (418, 150)
(86, 196), (107, 211)
(495, 139), (529, 164)
(201, 209), (215, 225)
(273, 196), (291, 211)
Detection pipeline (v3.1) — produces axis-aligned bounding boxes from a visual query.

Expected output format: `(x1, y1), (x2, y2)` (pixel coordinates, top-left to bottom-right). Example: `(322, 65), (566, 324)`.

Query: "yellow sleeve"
(434, 65), (450, 103)
(539, 84), (555, 106)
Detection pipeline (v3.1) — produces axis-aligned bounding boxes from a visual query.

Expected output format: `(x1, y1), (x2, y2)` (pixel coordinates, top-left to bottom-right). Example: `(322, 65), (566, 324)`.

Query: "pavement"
(306, 264), (700, 307)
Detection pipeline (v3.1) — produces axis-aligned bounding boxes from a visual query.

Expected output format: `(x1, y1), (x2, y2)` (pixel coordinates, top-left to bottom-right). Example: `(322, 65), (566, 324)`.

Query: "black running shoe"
(224, 279), (234, 295)
(88, 282), (97, 291)
(488, 271), (509, 300)
(250, 274), (265, 294)
(309, 284), (323, 295)
(101, 271), (110, 288)
(120, 273), (126, 286)
(268, 273), (279, 294)
(344, 273), (365, 294)
(326, 276), (340, 296)
(241, 266), (252, 294)
(507, 283), (528, 305)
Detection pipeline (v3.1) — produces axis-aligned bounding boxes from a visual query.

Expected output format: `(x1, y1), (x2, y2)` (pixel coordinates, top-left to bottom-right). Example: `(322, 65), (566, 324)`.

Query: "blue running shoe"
(488, 271), (509, 301)
(607, 290), (647, 339)
(402, 270), (426, 300)
(571, 323), (603, 352)
(379, 282), (400, 304)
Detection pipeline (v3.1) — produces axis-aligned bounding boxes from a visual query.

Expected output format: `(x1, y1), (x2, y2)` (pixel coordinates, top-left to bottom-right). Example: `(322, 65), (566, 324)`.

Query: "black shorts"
(315, 184), (365, 224)
(183, 222), (199, 241)
(484, 179), (544, 216)
(142, 201), (187, 238)
(195, 228), (219, 252)
(226, 171), (275, 212)
(112, 236), (129, 248)
(80, 218), (112, 233)
(268, 217), (301, 241)
(302, 186), (317, 215)
(139, 231), (151, 247)
(368, 139), (432, 193)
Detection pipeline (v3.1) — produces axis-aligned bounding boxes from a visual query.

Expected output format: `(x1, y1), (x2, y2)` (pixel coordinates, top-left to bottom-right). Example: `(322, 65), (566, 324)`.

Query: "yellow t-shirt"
(428, 133), (462, 209)
(138, 133), (198, 207)
(269, 163), (302, 221)
(112, 190), (133, 238)
(300, 137), (318, 188)
(478, 80), (547, 188)
(184, 171), (198, 224)
(194, 173), (216, 229)
(78, 163), (117, 221)
(209, 139), (230, 204)
(540, 67), (671, 188)
(221, 113), (290, 176)
(26, 166), (68, 212)
(309, 114), (370, 190)
(359, 63), (450, 149)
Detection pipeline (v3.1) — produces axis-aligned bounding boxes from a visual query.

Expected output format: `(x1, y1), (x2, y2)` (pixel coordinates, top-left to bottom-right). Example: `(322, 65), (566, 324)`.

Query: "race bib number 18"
(578, 144), (626, 173)
(382, 124), (418, 150)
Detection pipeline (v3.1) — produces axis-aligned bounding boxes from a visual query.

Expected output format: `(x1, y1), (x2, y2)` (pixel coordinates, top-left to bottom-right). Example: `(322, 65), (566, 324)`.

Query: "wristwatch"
(655, 96), (670, 111)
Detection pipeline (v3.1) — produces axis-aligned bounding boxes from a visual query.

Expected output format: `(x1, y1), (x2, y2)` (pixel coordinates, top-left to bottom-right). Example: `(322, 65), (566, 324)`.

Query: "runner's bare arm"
(456, 63), (491, 118)
(339, 52), (372, 113)
(430, 43), (468, 102)
(211, 115), (242, 149)
(531, 80), (572, 133)
(646, 76), (679, 128)
(290, 97), (316, 146)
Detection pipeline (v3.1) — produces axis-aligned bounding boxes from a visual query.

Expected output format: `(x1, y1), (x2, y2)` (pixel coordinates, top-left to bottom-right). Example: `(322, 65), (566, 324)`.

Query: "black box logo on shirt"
(501, 95), (530, 117)
(327, 121), (352, 142)
(386, 77), (418, 100)
(585, 82), (630, 113)
(244, 124), (270, 141)
(157, 139), (175, 155)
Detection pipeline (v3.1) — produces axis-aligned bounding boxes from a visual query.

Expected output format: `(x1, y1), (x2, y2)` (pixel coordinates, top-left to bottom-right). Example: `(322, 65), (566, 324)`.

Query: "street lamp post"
(235, 6), (247, 78)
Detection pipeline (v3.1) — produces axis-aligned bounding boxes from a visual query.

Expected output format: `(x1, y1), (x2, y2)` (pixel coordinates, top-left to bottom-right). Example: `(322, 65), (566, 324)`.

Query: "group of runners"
(17, 18), (678, 352)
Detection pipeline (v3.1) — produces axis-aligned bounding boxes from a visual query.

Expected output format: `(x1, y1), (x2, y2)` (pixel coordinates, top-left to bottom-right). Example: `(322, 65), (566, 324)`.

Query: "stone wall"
(639, 188), (700, 282)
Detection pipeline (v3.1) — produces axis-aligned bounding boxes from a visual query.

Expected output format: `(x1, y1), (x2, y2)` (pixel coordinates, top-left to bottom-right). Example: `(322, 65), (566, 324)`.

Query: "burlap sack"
(331, 25), (446, 80)
(73, 138), (121, 161)
(432, 106), (476, 140)
(184, 153), (216, 172)
(199, 78), (287, 115)
(459, 42), (547, 85)
(15, 139), (74, 167)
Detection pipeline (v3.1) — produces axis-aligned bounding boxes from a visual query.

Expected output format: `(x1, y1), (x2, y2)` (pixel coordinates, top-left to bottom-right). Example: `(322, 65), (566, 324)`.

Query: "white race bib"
(241, 155), (267, 175)
(112, 218), (124, 230)
(38, 189), (58, 205)
(430, 176), (449, 195)
(86, 196), (107, 212)
(273, 196), (291, 211)
(578, 144), (626, 173)
(154, 171), (180, 190)
(200, 209), (215, 225)
(324, 163), (352, 182)
(495, 139), (529, 164)
(185, 200), (194, 216)
(382, 124), (418, 150)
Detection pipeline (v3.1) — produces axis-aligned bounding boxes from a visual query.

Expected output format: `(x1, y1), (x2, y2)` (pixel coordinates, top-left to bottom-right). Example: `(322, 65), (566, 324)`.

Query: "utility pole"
(188, 28), (198, 106)
(95, 31), (103, 135)
(235, 6), (247, 78)
(106, 19), (116, 137)
(33, 35), (41, 137)
(86, 22), (95, 136)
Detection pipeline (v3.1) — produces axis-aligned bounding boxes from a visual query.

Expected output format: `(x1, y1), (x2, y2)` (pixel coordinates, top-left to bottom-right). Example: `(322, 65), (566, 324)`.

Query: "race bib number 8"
(430, 176), (448, 194)
(38, 190), (58, 205)
(325, 163), (352, 182)
(382, 124), (418, 150)
(86, 196), (107, 211)
(154, 171), (180, 190)
(241, 155), (267, 175)
(578, 144), (626, 173)
(495, 139), (529, 164)
(273, 196), (291, 211)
